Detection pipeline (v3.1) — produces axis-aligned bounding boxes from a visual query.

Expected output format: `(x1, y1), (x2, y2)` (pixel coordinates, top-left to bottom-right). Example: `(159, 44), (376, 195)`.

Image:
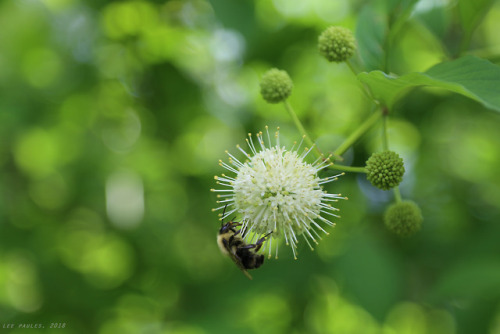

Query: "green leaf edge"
(357, 55), (500, 112)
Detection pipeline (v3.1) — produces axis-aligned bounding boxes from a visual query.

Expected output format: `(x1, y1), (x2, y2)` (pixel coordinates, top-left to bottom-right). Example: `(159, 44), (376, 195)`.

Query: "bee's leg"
(238, 244), (257, 250)
(221, 205), (233, 226)
(228, 221), (242, 231)
(239, 231), (273, 252)
(224, 239), (243, 260)
(225, 238), (242, 262)
(253, 231), (273, 252)
(231, 227), (243, 238)
(229, 222), (243, 237)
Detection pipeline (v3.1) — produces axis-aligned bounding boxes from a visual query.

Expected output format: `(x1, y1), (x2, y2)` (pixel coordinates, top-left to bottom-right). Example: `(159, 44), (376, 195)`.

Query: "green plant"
(240, 2), (500, 239)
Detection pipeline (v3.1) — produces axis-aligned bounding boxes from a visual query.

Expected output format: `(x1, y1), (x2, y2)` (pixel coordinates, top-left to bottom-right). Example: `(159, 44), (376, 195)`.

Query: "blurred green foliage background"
(1, 0), (500, 333)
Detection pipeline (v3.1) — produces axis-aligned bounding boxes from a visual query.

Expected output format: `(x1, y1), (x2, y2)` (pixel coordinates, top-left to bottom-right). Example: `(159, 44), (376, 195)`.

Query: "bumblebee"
(217, 209), (272, 280)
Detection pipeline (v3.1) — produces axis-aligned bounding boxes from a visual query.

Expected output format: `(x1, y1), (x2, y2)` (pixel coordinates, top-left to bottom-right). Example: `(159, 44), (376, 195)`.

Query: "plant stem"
(333, 109), (382, 158)
(393, 186), (402, 203)
(283, 100), (322, 158)
(345, 60), (358, 76)
(346, 60), (375, 101)
(382, 108), (402, 201)
(458, 31), (472, 58)
(329, 164), (367, 173)
(382, 112), (389, 151)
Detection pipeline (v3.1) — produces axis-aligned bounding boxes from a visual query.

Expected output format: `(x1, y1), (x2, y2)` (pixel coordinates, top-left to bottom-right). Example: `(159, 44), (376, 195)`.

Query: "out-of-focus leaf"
(386, 0), (419, 32)
(358, 56), (500, 112)
(336, 232), (402, 321)
(414, 2), (450, 40)
(458, 0), (495, 37)
(385, 0), (418, 13)
(356, 0), (419, 72)
(356, 4), (388, 71)
(456, 0), (496, 56)
(431, 259), (500, 300)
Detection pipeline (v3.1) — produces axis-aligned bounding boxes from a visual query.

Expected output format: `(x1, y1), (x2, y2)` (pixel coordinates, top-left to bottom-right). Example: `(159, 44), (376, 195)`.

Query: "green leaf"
(414, 2), (450, 40)
(458, 0), (495, 37)
(356, 4), (388, 71)
(357, 55), (500, 112)
(386, 0), (419, 30)
(356, 0), (419, 72)
(431, 259), (500, 300)
(457, 0), (496, 55)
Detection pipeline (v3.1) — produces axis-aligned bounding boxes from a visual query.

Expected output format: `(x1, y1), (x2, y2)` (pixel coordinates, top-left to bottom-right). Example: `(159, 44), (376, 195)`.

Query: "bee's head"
(219, 222), (231, 234)
(219, 204), (241, 234)
(219, 221), (241, 234)
(219, 220), (241, 234)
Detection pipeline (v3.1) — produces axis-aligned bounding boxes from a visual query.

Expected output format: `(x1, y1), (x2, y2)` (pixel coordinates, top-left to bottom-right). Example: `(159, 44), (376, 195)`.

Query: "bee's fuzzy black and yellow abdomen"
(238, 250), (264, 269)
(217, 219), (272, 279)
(230, 238), (265, 269)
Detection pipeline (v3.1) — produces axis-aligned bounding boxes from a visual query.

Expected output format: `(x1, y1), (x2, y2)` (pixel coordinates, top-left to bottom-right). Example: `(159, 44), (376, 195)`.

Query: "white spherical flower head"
(212, 127), (345, 259)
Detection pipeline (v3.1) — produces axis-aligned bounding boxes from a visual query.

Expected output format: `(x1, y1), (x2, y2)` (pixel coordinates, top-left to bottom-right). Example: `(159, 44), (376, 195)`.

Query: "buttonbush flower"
(384, 200), (423, 237)
(260, 68), (293, 104)
(318, 26), (356, 63)
(211, 127), (345, 259)
(366, 151), (405, 190)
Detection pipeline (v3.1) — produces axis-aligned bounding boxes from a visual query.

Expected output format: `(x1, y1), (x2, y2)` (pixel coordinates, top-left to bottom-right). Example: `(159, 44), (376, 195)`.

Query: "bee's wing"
(229, 252), (253, 280)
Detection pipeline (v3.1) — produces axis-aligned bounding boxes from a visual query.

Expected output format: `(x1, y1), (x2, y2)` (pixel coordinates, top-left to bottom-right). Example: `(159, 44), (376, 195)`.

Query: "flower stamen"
(213, 128), (345, 258)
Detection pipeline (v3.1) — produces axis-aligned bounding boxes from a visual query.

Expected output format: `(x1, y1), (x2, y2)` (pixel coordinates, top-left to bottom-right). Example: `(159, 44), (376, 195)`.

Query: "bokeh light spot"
(22, 48), (62, 88)
(138, 26), (183, 63)
(272, 0), (310, 18)
(14, 128), (59, 179)
(29, 173), (69, 210)
(383, 302), (456, 334)
(40, 0), (75, 12)
(116, 294), (161, 321)
(447, 131), (498, 183)
(242, 294), (291, 334)
(305, 278), (380, 333)
(3, 252), (43, 313)
(58, 222), (134, 290)
(86, 236), (135, 289)
(312, 0), (349, 22)
(102, 1), (158, 40)
(106, 169), (144, 229)
(101, 109), (142, 153)
(174, 118), (239, 175)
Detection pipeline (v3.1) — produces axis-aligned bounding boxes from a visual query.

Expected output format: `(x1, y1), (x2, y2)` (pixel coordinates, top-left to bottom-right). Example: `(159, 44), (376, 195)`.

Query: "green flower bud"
(318, 26), (356, 63)
(384, 201), (423, 237)
(260, 68), (293, 104)
(366, 151), (405, 190)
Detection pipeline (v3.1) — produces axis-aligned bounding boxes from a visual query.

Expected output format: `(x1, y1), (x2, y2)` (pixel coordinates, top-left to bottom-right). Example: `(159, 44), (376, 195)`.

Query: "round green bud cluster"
(365, 151), (405, 190)
(384, 201), (423, 237)
(318, 26), (356, 63)
(260, 68), (293, 104)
